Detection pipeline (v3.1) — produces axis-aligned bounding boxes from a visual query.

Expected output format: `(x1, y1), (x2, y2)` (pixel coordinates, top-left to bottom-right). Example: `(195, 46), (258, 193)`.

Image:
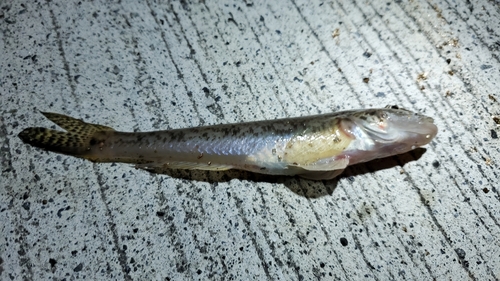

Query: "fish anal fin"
(289, 157), (349, 171)
(299, 169), (345, 180)
(136, 161), (234, 173)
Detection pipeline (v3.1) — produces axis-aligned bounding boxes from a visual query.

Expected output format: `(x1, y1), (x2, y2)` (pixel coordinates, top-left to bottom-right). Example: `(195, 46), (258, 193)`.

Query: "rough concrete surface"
(1, 0), (499, 280)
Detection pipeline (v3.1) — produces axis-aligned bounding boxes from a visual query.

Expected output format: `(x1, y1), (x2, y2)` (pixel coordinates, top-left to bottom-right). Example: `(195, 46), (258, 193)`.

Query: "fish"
(18, 106), (437, 180)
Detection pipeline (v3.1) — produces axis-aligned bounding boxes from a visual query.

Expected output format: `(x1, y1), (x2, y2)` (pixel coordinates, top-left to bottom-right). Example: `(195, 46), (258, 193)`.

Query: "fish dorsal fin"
(41, 112), (115, 133)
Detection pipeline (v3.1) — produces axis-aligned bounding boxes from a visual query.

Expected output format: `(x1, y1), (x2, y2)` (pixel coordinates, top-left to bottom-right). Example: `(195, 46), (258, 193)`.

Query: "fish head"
(340, 106), (438, 155)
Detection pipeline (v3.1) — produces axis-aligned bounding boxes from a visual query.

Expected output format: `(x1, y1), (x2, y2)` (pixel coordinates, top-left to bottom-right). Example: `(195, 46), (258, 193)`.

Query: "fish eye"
(376, 114), (388, 130)
(385, 105), (400, 110)
(385, 105), (411, 112)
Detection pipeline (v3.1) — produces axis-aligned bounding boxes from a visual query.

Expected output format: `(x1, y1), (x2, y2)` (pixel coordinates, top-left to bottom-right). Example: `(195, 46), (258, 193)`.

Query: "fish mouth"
(401, 123), (437, 147)
(398, 115), (438, 143)
(350, 110), (438, 146)
(385, 115), (438, 147)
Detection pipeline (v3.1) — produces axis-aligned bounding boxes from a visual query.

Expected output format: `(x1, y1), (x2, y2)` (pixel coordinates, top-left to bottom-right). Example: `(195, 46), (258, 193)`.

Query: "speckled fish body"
(18, 106), (437, 179)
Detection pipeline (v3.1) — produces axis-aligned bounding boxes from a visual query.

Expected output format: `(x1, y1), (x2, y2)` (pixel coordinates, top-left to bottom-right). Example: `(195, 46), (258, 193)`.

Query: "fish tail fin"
(18, 112), (115, 159)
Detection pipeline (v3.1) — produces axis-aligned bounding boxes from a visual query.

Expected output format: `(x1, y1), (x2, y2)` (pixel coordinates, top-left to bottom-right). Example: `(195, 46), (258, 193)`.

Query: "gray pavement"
(1, 0), (499, 280)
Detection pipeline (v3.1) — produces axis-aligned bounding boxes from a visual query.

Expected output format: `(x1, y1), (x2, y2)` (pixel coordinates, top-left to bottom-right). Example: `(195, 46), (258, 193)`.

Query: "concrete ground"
(1, 0), (499, 280)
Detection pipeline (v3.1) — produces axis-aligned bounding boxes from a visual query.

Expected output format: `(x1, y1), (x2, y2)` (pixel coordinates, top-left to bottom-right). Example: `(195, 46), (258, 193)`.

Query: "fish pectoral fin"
(288, 157), (349, 171)
(298, 169), (345, 180)
(136, 161), (234, 172)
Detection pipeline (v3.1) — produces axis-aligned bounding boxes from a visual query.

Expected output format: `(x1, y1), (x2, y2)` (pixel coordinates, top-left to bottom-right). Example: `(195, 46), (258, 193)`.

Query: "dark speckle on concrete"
(455, 248), (466, 259)
(49, 258), (57, 272)
(490, 129), (497, 139)
(480, 65), (492, 70)
(74, 263), (83, 272)
(432, 160), (440, 168)
(56, 206), (70, 218)
(177, 261), (187, 273)
(22, 202), (30, 211)
(340, 237), (348, 246)
(112, 65), (120, 75)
